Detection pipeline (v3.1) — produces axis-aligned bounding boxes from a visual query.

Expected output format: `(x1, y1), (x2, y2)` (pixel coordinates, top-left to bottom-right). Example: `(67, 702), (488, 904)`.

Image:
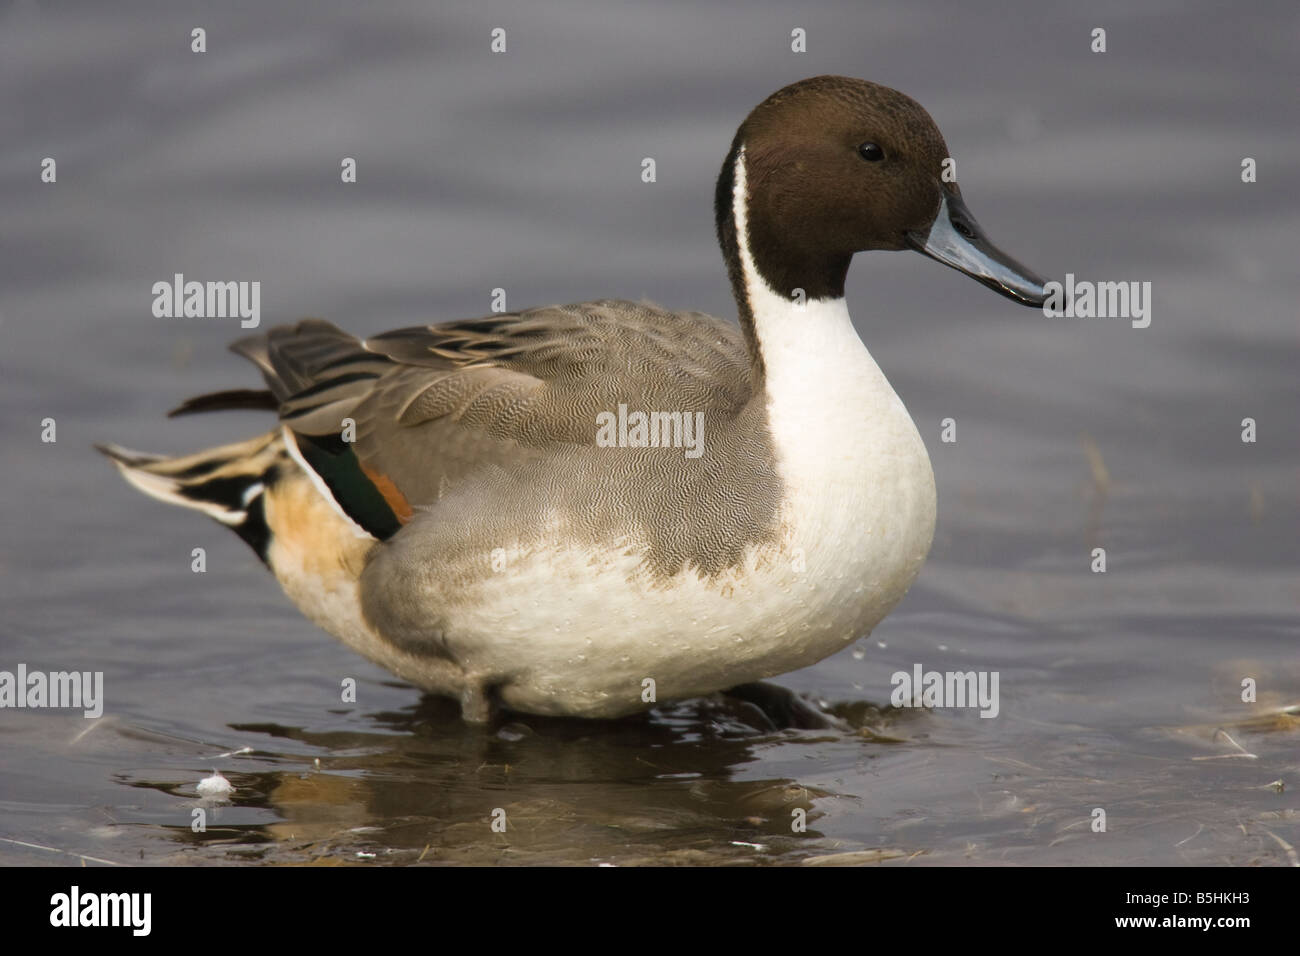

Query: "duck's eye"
(857, 142), (885, 162)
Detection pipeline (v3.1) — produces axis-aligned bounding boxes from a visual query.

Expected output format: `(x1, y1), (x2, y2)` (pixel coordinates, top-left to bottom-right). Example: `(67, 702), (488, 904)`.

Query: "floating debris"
(0, 837), (123, 867)
(801, 848), (910, 866)
(196, 770), (233, 797)
(1261, 829), (1299, 867)
(1190, 728), (1258, 761)
(1081, 434), (1111, 492)
(204, 746), (253, 761)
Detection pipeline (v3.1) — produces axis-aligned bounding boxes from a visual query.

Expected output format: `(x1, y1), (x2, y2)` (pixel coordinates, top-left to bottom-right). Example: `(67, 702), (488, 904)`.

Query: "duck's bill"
(906, 192), (1047, 307)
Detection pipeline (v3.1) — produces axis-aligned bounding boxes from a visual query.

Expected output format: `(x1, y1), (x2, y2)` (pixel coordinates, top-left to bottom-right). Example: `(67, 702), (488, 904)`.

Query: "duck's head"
(717, 75), (1046, 310)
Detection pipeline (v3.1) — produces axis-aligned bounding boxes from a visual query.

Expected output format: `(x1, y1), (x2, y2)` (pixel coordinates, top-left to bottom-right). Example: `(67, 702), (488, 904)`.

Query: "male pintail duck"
(101, 76), (1047, 721)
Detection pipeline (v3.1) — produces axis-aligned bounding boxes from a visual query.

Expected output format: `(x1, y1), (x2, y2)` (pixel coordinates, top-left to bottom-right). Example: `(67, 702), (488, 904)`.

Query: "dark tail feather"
(167, 388), (278, 418)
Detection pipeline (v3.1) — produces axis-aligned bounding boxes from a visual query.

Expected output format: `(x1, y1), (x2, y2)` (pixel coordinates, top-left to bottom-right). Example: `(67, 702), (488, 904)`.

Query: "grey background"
(0, 0), (1296, 865)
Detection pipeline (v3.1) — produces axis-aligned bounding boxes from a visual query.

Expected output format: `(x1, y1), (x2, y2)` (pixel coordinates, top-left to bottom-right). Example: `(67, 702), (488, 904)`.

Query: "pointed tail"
(97, 432), (286, 563)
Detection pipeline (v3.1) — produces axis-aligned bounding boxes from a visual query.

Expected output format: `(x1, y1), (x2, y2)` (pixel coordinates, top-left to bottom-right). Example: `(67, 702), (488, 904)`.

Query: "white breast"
(442, 317), (936, 718)
(429, 154), (936, 718)
(750, 292), (936, 611)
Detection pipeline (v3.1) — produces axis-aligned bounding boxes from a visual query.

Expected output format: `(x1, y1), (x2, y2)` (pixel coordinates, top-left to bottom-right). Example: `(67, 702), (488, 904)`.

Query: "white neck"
(730, 145), (935, 590)
(731, 145), (897, 425)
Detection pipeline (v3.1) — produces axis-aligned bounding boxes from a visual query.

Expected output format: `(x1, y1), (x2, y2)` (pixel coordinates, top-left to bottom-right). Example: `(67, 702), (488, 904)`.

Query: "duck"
(101, 76), (1047, 722)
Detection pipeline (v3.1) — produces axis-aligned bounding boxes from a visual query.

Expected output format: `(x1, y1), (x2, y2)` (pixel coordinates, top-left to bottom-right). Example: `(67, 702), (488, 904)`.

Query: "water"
(1, 0), (1297, 866)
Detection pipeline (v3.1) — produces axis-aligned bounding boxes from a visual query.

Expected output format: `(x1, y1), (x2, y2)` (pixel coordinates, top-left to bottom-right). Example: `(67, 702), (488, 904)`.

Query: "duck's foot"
(721, 681), (847, 731)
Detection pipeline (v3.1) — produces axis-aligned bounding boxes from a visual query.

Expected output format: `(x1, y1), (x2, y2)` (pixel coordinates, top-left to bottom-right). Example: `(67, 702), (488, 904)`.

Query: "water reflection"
(98, 678), (1298, 867)
(126, 692), (913, 865)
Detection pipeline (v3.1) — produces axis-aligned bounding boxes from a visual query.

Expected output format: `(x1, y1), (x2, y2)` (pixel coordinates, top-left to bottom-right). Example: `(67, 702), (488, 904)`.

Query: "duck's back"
(241, 301), (785, 579)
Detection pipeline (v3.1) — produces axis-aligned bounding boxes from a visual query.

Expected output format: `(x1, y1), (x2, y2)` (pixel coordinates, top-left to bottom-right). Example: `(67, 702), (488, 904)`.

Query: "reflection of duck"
(102, 76), (1046, 721)
(248, 695), (842, 864)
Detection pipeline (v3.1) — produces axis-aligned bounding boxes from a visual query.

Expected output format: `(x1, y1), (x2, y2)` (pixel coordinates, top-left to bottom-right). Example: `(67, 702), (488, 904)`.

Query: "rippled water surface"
(1, 0), (1297, 866)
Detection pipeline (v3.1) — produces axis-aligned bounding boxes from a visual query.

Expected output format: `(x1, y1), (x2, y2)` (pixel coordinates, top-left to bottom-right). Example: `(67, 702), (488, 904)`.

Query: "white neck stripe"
(730, 145), (861, 367)
(731, 145), (777, 309)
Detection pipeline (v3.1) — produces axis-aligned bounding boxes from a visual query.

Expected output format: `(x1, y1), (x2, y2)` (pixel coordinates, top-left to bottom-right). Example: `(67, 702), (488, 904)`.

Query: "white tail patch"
(102, 444), (247, 525)
(98, 431), (285, 531)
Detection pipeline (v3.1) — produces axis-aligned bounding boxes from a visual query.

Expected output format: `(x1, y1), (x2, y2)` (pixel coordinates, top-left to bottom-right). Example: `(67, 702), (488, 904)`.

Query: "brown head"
(716, 76), (1045, 314)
